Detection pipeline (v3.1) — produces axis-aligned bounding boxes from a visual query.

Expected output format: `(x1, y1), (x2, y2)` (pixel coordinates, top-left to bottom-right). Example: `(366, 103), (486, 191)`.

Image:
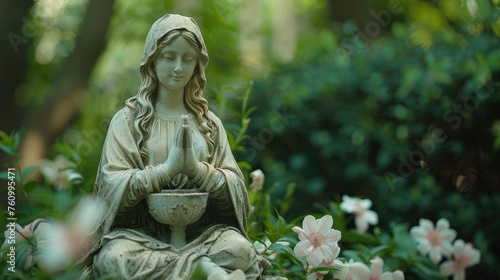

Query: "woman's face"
(154, 36), (197, 94)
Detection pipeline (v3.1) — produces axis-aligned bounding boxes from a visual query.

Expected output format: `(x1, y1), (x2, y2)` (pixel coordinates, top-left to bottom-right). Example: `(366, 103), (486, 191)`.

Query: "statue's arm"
(98, 109), (172, 213)
(191, 163), (233, 211)
(117, 165), (172, 212)
(188, 115), (243, 212)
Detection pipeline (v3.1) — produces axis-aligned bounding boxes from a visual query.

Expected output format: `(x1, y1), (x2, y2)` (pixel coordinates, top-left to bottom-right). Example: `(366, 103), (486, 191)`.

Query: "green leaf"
(0, 143), (14, 156)
(13, 130), (23, 152)
(243, 106), (258, 119)
(15, 243), (33, 270)
(229, 109), (242, 118)
(22, 166), (37, 179)
(412, 262), (443, 279)
(392, 223), (418, 261)
(309, 265), (339, 273)
(342, 249), (365, 262)
(23, 180), (38, 194)
(242, 80), (254, 115)
(369, 245), (390, 257)
(0, 130), (9, 140)
(237, 161), (252, 171)
(281, 246), (306, 268)
(269, 242), (288, 252)
(274, 209), (288, 236)
(352, 243), (372, 255)
(341, 231), (378, 245)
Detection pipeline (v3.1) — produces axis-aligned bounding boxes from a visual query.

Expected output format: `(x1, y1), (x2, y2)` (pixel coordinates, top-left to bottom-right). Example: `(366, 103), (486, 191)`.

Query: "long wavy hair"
(125, 29), (215, 163)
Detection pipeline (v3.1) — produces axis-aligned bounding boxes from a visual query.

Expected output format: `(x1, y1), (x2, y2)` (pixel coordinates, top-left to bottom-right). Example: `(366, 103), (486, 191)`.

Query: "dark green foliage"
(245, 26), (500, 279)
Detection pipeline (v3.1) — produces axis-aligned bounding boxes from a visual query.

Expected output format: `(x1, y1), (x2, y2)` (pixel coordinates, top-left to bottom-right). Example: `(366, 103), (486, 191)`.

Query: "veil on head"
(141, 14), (209, 87)
(131, 14), (215, 159)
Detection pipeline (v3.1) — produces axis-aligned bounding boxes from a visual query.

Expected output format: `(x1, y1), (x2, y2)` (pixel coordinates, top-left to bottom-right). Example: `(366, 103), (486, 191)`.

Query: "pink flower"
(293, 215), (341, 266)
(340, 195), (378, 233)
(307, 247), (342, 280)
(349, 256), (405, 280)
(410, 218), (456, 264)
(439, 239), (480, 280)
(308, 271), (327, 280)
(332, 259), (355, 280)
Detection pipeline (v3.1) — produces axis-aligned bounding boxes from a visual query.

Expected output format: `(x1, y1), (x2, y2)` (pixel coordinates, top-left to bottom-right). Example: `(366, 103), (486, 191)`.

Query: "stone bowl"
(146, 189), (209, 227)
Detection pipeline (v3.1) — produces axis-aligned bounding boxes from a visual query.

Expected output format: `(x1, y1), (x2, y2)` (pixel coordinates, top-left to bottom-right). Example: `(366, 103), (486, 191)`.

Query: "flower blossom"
(1, 197), (104, 272)
(308, 258), (355, 280)
(410, 218), (456, 264)
(349, 256), (405, 280)
(293, 215), (341, 266)
(332, 259), (355, 280)
(1, 219), (74, 271)
(307, 247), (342, 280)
(439, 239), (480, 280)
(249, 169), (265, 192)
(38, 155), (83, 190)
(340, 195), (378, 233)
(2, 218), (53, 269)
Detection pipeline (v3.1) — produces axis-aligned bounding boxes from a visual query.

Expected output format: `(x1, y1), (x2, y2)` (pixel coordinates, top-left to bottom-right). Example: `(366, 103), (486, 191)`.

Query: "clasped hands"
(162, 115), (204, 182)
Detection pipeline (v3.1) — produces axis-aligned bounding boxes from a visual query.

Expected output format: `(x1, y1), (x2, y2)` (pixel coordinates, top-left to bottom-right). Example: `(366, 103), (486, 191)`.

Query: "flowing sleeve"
(207, 112), (251, 234)
(206, 114), (273, 270)
(93, 108), (169, 237)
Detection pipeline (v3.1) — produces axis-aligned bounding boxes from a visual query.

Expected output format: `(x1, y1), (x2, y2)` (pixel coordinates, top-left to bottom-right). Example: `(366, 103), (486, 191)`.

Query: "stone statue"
(79, 14), (271, 280)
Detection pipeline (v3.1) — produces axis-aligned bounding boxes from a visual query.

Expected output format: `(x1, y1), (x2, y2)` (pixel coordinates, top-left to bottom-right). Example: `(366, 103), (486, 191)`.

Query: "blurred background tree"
(1, 0), (499, 278)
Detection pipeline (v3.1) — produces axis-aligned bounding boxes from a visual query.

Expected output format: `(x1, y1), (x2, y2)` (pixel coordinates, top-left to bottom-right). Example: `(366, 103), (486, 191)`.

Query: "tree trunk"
(19, 0), (115, 169)
(0, 0), (34, 141)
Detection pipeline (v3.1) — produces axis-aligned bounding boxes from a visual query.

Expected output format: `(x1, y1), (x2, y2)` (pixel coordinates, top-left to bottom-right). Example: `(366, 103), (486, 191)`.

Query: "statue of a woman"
(83, 14), (270, 279)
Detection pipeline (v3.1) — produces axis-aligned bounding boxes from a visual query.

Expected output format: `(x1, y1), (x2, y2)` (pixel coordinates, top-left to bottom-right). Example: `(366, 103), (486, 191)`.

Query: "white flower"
(293, 215), (341, 266)
(340, 195), (379, 233)
(38, 155), (82, 190)
(349, 256), (405, 280)
(307, 246), (342, 280)
(36, 222), (72, 271)
(1, 219), (55, 269)
(1, 197), (105, 272)
(439, 239), (480, 280)
(410, 218), (456, 264)
(249, 169), (265, 192)
(332, 259), (355, 280)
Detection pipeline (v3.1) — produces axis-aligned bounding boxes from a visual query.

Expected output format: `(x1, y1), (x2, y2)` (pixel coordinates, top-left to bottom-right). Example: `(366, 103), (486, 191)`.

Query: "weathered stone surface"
(87, 13), (268, 280)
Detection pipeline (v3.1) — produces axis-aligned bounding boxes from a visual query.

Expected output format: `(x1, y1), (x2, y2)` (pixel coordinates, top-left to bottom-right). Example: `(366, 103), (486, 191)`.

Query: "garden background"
(0, 0), (499, 279)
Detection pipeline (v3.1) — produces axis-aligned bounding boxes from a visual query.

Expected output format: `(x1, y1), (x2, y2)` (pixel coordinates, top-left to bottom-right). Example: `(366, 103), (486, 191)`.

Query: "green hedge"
(243, 29), (500, 278)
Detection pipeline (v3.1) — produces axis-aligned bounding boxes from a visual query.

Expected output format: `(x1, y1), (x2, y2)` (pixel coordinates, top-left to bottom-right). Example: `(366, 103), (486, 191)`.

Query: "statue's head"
(128, 14), (214, 161)
(140, 14), (209, 96)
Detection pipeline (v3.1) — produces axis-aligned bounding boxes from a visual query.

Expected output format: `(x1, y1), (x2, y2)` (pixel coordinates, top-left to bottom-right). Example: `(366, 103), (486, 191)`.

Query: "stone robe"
(82, 107), (267, 279)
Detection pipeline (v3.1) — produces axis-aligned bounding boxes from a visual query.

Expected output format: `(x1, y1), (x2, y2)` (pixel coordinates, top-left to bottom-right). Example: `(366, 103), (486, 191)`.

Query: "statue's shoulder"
(109, 106), (136, 130)
(207, 110), (223, 128)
